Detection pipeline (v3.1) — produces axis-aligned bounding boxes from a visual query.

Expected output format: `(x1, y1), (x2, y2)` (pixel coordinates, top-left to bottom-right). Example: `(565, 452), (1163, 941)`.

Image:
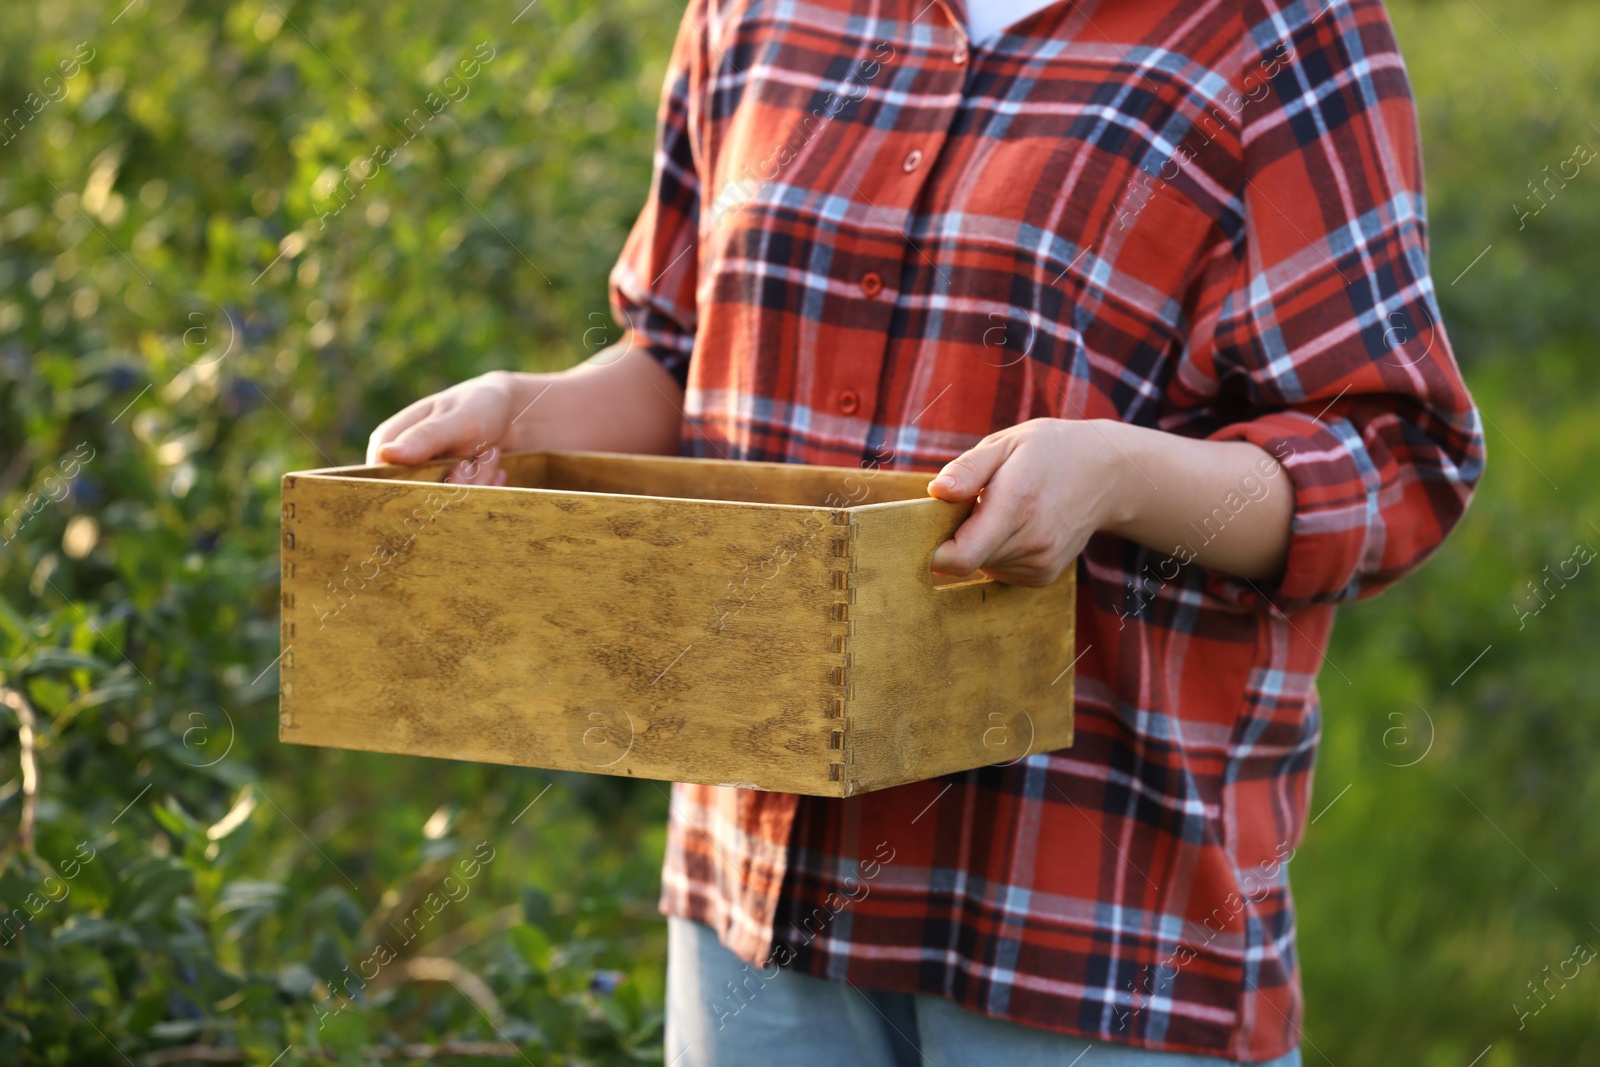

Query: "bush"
(2, 0), (675, 1062)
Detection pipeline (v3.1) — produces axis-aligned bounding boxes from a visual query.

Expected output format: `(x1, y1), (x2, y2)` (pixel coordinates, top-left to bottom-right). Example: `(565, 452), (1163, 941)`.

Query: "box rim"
(282, 450), (944, 515)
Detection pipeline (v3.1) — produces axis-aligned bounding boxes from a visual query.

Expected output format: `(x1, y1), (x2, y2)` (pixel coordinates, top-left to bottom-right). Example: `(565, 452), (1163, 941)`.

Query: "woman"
(368, 0), (1484, 1062)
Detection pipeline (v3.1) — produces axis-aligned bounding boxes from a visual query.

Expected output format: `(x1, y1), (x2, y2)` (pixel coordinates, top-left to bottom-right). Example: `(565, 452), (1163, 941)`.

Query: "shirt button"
(903, 149), (924, 173)
(838, 390), (860, 415)
(953, 42), (968, 64)
(860, 271), (883, 297)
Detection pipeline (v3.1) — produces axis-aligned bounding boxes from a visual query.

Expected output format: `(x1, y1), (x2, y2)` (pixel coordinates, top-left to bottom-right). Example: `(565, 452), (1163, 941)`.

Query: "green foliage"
(0, 0), (1595, 1064)
(1, 0), (674, 1062)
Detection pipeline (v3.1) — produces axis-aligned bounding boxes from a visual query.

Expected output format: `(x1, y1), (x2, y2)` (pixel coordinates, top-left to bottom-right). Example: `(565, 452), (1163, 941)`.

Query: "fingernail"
(929, 474), (955, 491)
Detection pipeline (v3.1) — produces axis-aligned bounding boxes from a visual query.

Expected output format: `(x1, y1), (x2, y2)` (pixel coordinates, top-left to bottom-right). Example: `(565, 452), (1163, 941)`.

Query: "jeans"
(665, 917), (1304, 1067)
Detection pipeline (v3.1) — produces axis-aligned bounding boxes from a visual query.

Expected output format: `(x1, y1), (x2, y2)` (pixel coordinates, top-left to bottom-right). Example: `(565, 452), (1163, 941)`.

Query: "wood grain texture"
(282, 470), (844, 794)
(279, 450), (1076, 796)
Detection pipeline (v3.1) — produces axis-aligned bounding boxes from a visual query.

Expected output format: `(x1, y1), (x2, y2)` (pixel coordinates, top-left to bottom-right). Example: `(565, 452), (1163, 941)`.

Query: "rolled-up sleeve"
(607, 0), (707, 389)
(1174, 0), (1486, 614)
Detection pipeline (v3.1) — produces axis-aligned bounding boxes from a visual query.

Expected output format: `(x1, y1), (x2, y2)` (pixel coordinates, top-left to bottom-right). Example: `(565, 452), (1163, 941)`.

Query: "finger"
(465, 461), (505, 487)
(978, 483), (1087, 580)
(447, 459), (493, 484)
(367, 400), (434, 464)
(983, 513), (1085, 586)
(927, 435), (1015, 501)
(930, 487), (1019, 575)
(380, 410), (484, 466)
(461, 460), (509, 487)
(445, 444), (495, 485)
(458, 446), (502, 485)
(973, 540), (1060, 587)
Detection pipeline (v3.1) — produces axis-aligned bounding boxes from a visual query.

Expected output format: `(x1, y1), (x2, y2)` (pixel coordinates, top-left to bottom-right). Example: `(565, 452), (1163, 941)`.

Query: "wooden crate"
(278, 450), (1075, 796)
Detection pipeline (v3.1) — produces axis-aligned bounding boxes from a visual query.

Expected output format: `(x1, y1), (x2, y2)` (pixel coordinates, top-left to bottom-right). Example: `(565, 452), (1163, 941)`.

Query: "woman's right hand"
(365, 370), (518, 486)
(364, 341), (687, 482)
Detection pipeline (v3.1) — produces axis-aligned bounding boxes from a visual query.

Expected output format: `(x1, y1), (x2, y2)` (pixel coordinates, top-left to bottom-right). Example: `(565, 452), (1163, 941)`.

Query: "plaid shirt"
(608, 0), (1484, 1059)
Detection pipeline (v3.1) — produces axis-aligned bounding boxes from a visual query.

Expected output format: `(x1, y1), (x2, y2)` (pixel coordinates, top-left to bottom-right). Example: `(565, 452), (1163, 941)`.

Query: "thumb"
(927, 437), (1012, 501)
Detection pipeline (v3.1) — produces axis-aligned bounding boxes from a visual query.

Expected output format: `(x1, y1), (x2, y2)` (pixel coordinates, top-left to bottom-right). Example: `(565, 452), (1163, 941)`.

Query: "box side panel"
(279, 473), (845, 795)
(844, 499), (1076, 794)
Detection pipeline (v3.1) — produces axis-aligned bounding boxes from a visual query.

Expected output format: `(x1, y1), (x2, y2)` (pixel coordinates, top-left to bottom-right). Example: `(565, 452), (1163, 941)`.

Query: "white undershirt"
(964, 0), (1060, 44)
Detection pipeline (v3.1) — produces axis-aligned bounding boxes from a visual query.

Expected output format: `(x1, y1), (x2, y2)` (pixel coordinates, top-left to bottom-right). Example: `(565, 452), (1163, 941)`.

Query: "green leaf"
(124, 857), (194, 922)
(148, 1019), (207, 1040)
(308, 887), (365, 938)
(523, 886), (553, 928)
(213, 879), (287, 916)
(309, 930), (348, 994)
(127, 986), (170, 1039)
(510, 923), (552, 975)
(315, 1007), (372, 1055)
(0, 597), (34, 644)
(19, 647), (107, 676)
(276, 962), (318, 999)
(54, 916), (140, 949)
(151, 798), (203, 841)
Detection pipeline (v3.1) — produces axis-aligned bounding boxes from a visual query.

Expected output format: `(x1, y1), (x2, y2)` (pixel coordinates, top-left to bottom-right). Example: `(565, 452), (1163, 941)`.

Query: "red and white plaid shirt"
(609, 0), (1483, 1059)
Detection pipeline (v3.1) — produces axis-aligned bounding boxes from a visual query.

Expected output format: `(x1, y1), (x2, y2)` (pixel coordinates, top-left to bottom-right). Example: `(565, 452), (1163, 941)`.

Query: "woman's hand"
(363, 341), (686, 484)
(926, 418), (1294, 587)
(927, 419), (1127, 587)
(366, 371), (514, 485)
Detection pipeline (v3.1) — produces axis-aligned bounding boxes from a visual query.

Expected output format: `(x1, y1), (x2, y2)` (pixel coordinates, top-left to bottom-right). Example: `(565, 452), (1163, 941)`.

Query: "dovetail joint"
(829, 657), (855, 688)
(825, 516), (858, 792)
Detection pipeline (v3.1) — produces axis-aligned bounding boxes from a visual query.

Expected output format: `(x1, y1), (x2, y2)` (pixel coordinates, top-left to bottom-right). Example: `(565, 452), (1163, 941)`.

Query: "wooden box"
(278, 450), (1075, 796)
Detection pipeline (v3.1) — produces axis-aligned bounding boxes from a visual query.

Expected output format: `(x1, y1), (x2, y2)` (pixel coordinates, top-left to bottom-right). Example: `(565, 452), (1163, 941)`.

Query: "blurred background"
(0, 0), (1595, 1063)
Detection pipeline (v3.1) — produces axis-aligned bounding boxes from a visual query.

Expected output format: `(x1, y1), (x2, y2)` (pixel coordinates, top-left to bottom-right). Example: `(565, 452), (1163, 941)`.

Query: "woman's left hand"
(926, 418), (1129, 587)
